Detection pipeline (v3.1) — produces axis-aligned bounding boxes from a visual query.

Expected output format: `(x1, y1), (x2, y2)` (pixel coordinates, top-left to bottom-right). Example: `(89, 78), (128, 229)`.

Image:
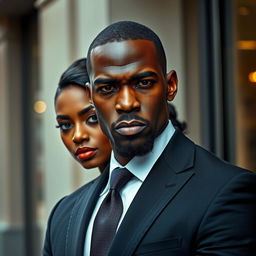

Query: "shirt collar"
(126, 120), (175, 181)
(101, 121), (175, 196)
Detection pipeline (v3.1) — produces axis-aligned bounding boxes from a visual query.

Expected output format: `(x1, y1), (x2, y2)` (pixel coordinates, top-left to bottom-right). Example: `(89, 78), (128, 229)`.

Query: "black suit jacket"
(43, 130), (256, 255)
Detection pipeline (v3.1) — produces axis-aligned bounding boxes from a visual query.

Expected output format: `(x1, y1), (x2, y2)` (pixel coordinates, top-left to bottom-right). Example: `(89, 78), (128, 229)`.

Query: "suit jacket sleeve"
(195, 171), (256, 255)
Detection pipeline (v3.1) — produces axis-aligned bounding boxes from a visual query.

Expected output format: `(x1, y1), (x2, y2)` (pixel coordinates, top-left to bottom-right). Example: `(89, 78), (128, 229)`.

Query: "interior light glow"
(248, 72), (256, 83)
(237, 40), (256, 50)
(238, 6), (250, 16)
(34, 100), (47, 114)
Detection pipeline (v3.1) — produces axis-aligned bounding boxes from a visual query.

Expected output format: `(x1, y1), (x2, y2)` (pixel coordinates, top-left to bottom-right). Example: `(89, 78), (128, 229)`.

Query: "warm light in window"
(237, 41), (256, 50)
(248, 72), (256, 83)
(34, 100), (47, 114)
(238, 7), (250, 16)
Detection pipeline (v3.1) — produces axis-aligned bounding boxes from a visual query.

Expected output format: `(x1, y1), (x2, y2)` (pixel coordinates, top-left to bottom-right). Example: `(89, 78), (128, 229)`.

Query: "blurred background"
(0, 0), (255, 255)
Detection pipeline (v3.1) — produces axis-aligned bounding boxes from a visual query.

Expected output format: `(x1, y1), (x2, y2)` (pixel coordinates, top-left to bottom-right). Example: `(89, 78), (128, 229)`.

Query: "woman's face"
(55, 85), (112, 172)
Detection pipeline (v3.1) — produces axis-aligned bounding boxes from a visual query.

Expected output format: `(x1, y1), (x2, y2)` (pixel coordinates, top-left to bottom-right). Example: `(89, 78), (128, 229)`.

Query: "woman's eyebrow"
(78, 105), (94, 116)
(56, 115), (70, 120)
(56, 106), (94, 120)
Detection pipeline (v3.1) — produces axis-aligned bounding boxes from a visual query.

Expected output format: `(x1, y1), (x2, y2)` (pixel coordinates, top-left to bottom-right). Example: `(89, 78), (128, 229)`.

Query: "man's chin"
(113, 136), (154, 158)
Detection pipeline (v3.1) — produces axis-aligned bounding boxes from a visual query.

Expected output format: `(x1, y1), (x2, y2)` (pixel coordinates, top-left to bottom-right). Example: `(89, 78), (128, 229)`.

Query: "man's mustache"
(111, 114), (149, 129)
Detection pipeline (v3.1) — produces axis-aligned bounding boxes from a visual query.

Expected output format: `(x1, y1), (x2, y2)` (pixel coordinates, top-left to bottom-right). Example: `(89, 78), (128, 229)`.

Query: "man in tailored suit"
(43, 21), (256, 256)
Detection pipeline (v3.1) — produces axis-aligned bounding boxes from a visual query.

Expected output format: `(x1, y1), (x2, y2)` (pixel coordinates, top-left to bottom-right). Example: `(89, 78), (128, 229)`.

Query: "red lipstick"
(75, 147), (97, 160)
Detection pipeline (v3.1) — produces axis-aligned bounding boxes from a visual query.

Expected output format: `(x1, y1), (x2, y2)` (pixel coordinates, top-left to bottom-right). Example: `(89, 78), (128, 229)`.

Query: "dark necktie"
(90, 168), (133, 256)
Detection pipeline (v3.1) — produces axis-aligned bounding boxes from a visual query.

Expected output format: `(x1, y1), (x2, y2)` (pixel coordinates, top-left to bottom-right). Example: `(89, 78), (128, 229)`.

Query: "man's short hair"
(87, 21), (167, 74)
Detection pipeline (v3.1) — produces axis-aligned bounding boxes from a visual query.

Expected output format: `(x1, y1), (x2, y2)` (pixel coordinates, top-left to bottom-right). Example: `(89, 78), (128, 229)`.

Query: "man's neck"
(113, 151), (133, 166)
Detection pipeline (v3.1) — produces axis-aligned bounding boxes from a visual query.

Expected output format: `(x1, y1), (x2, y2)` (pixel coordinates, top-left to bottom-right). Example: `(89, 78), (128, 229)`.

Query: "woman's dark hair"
(168, 103), (187, 132)
(54, 58), (89, 103)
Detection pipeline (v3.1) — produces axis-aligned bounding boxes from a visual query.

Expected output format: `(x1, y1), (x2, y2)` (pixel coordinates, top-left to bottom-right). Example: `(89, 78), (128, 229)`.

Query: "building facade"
(0, 0), (255, 255)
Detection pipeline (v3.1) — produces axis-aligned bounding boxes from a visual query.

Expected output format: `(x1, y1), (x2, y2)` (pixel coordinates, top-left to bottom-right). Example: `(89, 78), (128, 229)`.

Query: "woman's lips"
(115, 120), (146, 136)
(75, 147), (97, 160)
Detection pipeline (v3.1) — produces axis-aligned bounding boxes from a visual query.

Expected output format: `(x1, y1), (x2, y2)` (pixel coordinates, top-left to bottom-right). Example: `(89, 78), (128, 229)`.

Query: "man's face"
(89, 39), (177, 165)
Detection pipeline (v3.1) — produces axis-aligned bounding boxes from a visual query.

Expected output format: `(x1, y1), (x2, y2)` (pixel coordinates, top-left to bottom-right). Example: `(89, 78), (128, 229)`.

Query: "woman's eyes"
(87, 114), (98, 124)
(56, 122), (73, 132)
(56, 115), (98, 131)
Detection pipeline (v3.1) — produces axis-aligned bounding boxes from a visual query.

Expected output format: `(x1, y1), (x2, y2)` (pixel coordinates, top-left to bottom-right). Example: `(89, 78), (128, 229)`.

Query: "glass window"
(235, 0), (256, 172)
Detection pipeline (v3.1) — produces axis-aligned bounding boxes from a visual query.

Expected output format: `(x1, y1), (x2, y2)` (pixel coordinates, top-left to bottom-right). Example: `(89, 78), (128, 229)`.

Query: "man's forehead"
(91, 41), (134, 58)
(91, 40), (156, 58)
(103, 62), (143, 75)
(90, 40), (158, 71)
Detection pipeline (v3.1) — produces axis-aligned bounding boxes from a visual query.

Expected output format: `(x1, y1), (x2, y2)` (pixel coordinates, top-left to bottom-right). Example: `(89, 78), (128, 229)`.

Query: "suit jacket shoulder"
(109, 130), (256, 256)
(43, 170), (108, 256)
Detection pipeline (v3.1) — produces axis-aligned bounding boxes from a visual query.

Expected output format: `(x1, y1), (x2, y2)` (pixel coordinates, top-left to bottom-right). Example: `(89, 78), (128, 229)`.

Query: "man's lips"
(75, 147), (97, 160)
(115, 120), (146, 136)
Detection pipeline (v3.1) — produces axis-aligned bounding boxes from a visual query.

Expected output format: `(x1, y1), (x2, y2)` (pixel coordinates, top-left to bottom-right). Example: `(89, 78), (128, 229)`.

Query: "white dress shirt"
(84, 121), (175, 255)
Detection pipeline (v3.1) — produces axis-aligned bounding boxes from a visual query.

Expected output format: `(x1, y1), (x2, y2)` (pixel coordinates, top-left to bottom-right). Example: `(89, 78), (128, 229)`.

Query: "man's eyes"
(136, 79), (155, 88)
(96, 84), (116, 95)
(95, 79), (156, 95)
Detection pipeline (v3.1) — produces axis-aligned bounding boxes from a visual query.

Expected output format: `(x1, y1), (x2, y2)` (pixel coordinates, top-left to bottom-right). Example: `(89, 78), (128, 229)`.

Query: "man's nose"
(72, 124), (89, 144)
(115, 86), (140, 113)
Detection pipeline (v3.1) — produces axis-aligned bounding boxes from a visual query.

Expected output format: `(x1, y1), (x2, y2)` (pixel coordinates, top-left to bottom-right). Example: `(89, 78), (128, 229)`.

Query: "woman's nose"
(72, 124), (89, 143)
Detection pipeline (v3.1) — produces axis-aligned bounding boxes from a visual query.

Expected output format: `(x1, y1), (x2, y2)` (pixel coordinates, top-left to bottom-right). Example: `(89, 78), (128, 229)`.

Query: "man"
(43, 21), (256, 256)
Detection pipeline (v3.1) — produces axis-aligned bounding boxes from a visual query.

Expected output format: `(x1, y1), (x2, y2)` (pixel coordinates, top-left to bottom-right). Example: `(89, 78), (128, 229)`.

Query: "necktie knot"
(110, 167), (133, 192)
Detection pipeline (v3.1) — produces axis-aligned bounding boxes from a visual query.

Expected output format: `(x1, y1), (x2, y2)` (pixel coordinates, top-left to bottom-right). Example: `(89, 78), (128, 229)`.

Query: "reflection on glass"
(235, 0), (256, 172)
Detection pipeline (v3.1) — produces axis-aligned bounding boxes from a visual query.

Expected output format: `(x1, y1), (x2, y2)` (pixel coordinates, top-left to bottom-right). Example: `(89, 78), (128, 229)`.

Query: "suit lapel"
(65, 168), (109, 256)
(109, 131), (196, 256)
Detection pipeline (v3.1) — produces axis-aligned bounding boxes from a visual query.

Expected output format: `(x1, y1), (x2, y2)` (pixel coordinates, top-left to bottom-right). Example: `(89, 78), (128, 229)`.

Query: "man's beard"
(98, 113), (158, 159)
(112, 132), (155, 158)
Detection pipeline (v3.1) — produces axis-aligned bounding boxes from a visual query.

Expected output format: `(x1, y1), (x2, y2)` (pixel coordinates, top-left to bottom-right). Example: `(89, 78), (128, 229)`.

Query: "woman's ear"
(166, 70), (178, 101)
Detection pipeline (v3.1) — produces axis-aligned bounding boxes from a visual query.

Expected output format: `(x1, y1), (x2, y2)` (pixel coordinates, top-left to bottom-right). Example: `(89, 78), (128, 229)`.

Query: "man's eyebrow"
(131, 71), (158, 81)
(93, 72), (157, 85)
(78, 105), (94, 116)
(93, 77), (117, 85)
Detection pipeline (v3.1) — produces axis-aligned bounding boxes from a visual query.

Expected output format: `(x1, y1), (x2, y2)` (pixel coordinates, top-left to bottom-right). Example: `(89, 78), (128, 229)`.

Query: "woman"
(54, 58), (112, 172)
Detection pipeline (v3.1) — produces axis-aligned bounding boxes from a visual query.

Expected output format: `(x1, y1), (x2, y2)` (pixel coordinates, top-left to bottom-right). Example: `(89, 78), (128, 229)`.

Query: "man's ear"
(166, 70), (178, 101)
